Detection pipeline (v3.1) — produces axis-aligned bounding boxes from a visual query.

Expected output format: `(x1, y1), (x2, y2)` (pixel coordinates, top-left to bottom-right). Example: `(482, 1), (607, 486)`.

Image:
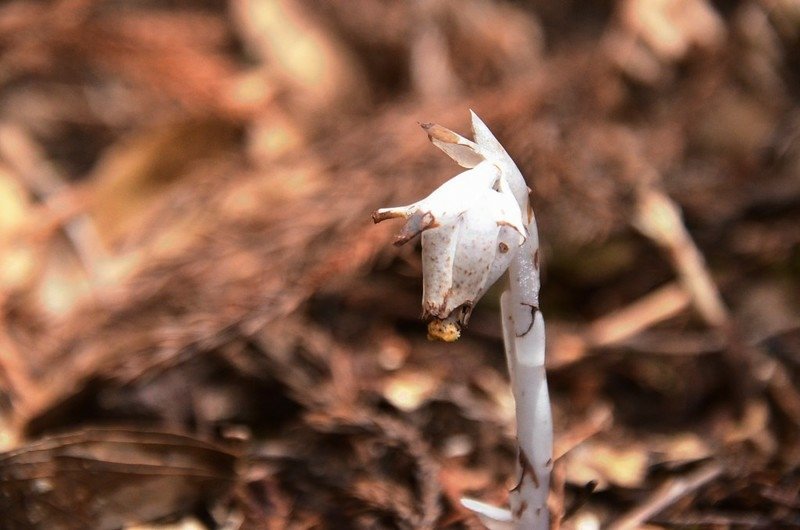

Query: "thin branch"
(632, 184), (729, 328)
(606, 461), (724, 530)
(548, 281), (692, 368)
(585, 281), (690, 347)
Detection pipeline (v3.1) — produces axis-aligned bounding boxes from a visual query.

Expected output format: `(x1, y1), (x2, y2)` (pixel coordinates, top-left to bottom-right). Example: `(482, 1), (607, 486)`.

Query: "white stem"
(501, 215), (552, 530)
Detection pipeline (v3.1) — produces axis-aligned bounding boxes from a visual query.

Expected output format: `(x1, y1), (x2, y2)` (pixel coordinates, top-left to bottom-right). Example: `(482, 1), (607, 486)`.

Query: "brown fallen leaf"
(0, 428), (238, 530)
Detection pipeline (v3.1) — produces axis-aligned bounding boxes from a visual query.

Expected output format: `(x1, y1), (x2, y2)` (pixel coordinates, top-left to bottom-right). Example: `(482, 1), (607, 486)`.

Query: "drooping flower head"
(373, 112), (531, 341)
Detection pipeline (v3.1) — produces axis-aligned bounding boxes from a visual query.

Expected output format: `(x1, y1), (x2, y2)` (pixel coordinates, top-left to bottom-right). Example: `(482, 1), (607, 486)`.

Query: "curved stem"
(502, 215), (552, 530)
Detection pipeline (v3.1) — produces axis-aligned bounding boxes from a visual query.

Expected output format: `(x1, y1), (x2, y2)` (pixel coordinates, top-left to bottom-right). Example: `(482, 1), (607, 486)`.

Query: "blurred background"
(0, 0), (799, 528)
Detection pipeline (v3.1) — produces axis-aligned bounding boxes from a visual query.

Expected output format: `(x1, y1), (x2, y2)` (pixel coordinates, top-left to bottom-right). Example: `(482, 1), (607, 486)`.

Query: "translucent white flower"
(373, 112), (552, 530)
(372, 114), (528, 341)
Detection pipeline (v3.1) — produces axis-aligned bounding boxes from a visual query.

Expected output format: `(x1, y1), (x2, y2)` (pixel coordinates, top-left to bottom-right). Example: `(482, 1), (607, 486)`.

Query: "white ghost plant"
(372, 112), (553, 530)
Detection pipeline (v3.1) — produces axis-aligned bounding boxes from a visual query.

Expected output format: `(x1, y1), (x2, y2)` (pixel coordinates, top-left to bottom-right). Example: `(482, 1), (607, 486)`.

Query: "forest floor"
(0, 1), (798, 528)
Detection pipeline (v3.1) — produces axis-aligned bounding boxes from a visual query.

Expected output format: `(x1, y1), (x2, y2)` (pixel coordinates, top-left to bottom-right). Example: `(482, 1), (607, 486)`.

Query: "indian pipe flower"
(372, 112), (528, 341)
(373, 112), (551, 529)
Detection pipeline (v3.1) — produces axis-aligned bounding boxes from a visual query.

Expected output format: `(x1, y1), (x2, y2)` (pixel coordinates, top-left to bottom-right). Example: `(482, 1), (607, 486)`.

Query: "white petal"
(421, 222), (460, 318)
(416, 161), (499, 225)
(470, 110), (505, 156)
(373, 162), (503, 249)
(469, 110), (530, 205)
(439, 201), (501, 317)
(423, 183), (527, 321)
(493, 177), (528, 239)
(446, 186), (525, 316)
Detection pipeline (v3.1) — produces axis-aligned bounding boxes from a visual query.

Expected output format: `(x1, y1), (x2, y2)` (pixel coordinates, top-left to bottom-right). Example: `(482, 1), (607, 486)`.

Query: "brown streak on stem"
(516, 303), (539, 338)
(513, 500), (529, 520)
(510, 448), (539, 492)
